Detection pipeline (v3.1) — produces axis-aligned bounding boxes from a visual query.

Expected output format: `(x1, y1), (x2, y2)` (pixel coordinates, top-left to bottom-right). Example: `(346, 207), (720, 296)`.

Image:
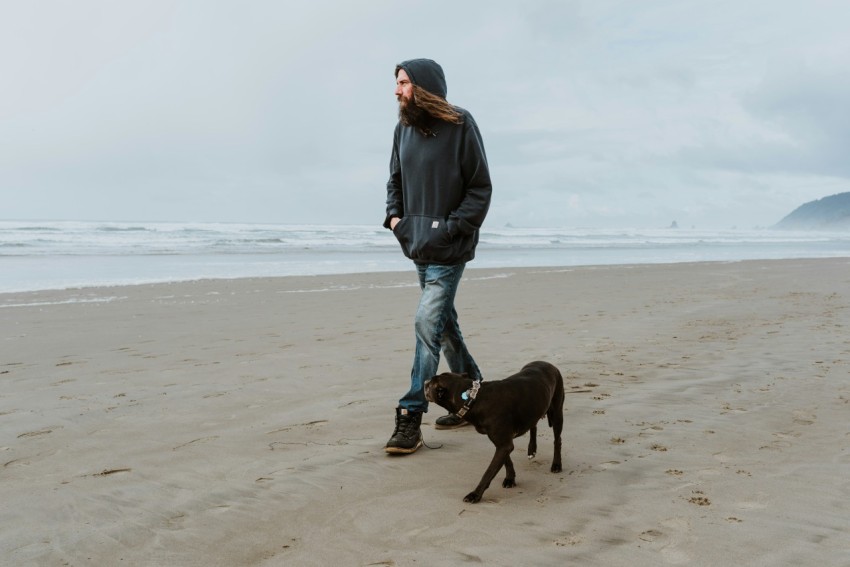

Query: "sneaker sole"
(384, 438), (423, 454)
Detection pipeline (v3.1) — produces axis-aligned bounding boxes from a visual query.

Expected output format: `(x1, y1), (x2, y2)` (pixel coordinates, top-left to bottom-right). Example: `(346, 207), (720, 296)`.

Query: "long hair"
(412, 84), (464, 124)
(400, 85), (464, 136)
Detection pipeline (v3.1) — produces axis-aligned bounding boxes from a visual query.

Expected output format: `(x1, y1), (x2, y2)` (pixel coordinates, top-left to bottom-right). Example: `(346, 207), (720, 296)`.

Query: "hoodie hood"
(395, 58), (447, 99)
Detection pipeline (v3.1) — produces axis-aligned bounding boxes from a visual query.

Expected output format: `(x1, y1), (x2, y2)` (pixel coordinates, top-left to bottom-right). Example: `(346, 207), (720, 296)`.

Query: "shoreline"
(2, 258), (849, 565)
(4, 254), (850, 298)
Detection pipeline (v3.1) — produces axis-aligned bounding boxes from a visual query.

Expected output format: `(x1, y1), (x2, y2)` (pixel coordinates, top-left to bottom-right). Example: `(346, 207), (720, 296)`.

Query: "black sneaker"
(434, 412), (470, 430)
(385, 408), (423, 454)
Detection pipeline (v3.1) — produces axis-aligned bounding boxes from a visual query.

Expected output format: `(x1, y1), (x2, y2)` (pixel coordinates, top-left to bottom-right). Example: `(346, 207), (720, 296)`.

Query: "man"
(383, 58), (492, 454)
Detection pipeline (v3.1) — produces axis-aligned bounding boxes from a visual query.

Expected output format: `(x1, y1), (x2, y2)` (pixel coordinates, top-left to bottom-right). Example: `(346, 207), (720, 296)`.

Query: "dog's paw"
(551, 463), (562, 473)
(527, 452), (536, 460)
(502, 478), (516, 489)
(463, 491), (482, 503)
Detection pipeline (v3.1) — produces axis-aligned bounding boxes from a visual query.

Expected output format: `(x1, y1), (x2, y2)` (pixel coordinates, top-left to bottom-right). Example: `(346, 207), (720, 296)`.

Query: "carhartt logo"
(432, 221), (440, 228)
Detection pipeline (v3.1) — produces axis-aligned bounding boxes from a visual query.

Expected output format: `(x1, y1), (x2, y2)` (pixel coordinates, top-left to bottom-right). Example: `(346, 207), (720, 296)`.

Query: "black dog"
(424, 361), (564, 503)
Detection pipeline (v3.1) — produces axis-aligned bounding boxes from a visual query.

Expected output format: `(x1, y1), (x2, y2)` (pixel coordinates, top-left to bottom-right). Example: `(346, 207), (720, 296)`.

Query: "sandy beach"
(1, 258), (848, 566)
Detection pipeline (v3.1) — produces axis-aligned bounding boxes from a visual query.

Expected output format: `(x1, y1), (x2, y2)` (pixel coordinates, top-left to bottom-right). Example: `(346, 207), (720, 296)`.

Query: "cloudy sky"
(2, 0), (848, 229)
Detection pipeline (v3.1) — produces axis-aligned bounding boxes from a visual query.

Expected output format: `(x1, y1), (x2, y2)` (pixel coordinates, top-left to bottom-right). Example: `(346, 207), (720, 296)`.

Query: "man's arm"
(383, 127), (404, 230)
(448, 115), (492, 237)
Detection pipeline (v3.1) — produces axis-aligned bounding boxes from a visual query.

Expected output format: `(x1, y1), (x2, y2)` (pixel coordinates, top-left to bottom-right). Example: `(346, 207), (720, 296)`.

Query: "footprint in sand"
(687, 491), (710, 506)
(759, 439), (792, 451)
(639, 529), (663, 542)
(655, 517), (694, 564)
(203, 391), (228, 399)
(18, 427), (61, 439)
(554, 533), (583, 547)
(792, 410), (816, 425)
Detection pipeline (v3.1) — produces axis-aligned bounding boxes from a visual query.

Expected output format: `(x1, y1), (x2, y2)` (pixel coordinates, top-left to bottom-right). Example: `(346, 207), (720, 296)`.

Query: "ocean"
(2, 220), (849, 294)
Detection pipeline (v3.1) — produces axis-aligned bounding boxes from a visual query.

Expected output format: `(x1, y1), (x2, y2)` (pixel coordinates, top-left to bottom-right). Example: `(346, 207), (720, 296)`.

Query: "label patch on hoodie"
(432, 221), (440, 228)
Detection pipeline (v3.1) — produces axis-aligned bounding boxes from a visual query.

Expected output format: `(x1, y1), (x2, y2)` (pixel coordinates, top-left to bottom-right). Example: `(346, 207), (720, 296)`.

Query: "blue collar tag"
(461, 391), (469, 401)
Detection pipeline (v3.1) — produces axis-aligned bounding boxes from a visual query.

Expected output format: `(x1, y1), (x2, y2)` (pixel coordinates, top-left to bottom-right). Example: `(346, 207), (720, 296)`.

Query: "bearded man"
(383, 58), (493, 454)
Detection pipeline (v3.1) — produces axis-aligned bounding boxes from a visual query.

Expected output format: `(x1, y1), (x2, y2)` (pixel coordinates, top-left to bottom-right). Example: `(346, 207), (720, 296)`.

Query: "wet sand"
(1, 258), (849, 566)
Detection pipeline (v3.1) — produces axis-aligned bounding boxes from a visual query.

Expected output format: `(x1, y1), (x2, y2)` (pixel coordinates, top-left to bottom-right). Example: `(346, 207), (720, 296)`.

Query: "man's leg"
(387, 263), (466, 453)
(441, 306), (482, 380)
(399, 263), (466, 410)
(435, 305), (483, 427)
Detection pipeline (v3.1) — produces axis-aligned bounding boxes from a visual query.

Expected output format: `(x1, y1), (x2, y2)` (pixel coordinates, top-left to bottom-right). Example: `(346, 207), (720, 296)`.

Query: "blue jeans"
(398, 263), (482, 412)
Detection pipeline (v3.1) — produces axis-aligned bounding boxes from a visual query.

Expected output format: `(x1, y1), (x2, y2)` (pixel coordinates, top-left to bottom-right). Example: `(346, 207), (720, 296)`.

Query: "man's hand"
(390, 217), (400, 230)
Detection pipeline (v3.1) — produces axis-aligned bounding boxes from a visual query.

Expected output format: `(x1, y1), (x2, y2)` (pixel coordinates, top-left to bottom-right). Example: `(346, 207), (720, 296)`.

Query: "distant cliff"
(774, 192), (850, 230)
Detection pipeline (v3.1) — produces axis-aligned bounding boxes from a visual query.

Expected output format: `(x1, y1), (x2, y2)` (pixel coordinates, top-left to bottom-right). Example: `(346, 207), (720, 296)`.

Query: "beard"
(398, 95), (435, 136)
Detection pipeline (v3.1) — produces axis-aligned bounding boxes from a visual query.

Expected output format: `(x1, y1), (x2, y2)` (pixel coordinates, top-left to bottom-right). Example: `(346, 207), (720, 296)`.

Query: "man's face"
(395, 69), (414, 108)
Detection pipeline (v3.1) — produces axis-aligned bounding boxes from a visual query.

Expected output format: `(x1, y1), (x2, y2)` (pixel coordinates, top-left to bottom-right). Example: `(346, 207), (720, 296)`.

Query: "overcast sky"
(2, 0), (848, 229)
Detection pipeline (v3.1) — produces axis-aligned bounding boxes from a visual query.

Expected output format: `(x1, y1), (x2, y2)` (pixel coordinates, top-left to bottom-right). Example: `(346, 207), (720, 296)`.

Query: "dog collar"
(456, 379), (481, 418)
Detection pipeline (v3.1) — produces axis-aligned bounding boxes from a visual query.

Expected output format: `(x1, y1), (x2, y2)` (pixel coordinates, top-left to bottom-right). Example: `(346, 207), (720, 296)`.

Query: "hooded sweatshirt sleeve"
(447, 113), (492, 237)
(383, 124), (404, 229)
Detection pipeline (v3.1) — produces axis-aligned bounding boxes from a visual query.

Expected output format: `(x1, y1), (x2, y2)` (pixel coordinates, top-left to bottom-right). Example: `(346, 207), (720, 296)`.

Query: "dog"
(424, 361), (564, 503)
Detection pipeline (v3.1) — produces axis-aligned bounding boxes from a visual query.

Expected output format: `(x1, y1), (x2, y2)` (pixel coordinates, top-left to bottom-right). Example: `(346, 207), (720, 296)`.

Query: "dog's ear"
(460, 372), (470, 378)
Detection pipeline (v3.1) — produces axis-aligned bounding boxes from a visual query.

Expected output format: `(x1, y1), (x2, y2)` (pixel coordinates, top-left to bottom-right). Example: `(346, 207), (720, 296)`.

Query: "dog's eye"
(437, 387), (446, 400)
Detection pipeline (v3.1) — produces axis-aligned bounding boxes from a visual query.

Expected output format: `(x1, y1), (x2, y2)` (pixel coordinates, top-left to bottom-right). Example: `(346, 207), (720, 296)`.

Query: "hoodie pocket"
(394, 215), (456, 262)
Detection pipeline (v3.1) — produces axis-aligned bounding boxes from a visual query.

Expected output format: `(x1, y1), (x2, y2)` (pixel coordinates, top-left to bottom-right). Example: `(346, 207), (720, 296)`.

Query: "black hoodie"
(384, 59), (492, 265)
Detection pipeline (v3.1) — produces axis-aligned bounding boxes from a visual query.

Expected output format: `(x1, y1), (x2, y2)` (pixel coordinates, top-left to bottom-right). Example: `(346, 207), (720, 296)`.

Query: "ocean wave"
(96, 226), (151, 232)
(11, 226), (63, 232)
(0, 295), (127, 308)
(3, 222), (849, 253)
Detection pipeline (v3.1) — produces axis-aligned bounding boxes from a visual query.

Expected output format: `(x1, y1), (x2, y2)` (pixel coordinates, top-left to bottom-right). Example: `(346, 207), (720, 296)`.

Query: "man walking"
(383, 58), (492, 454)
